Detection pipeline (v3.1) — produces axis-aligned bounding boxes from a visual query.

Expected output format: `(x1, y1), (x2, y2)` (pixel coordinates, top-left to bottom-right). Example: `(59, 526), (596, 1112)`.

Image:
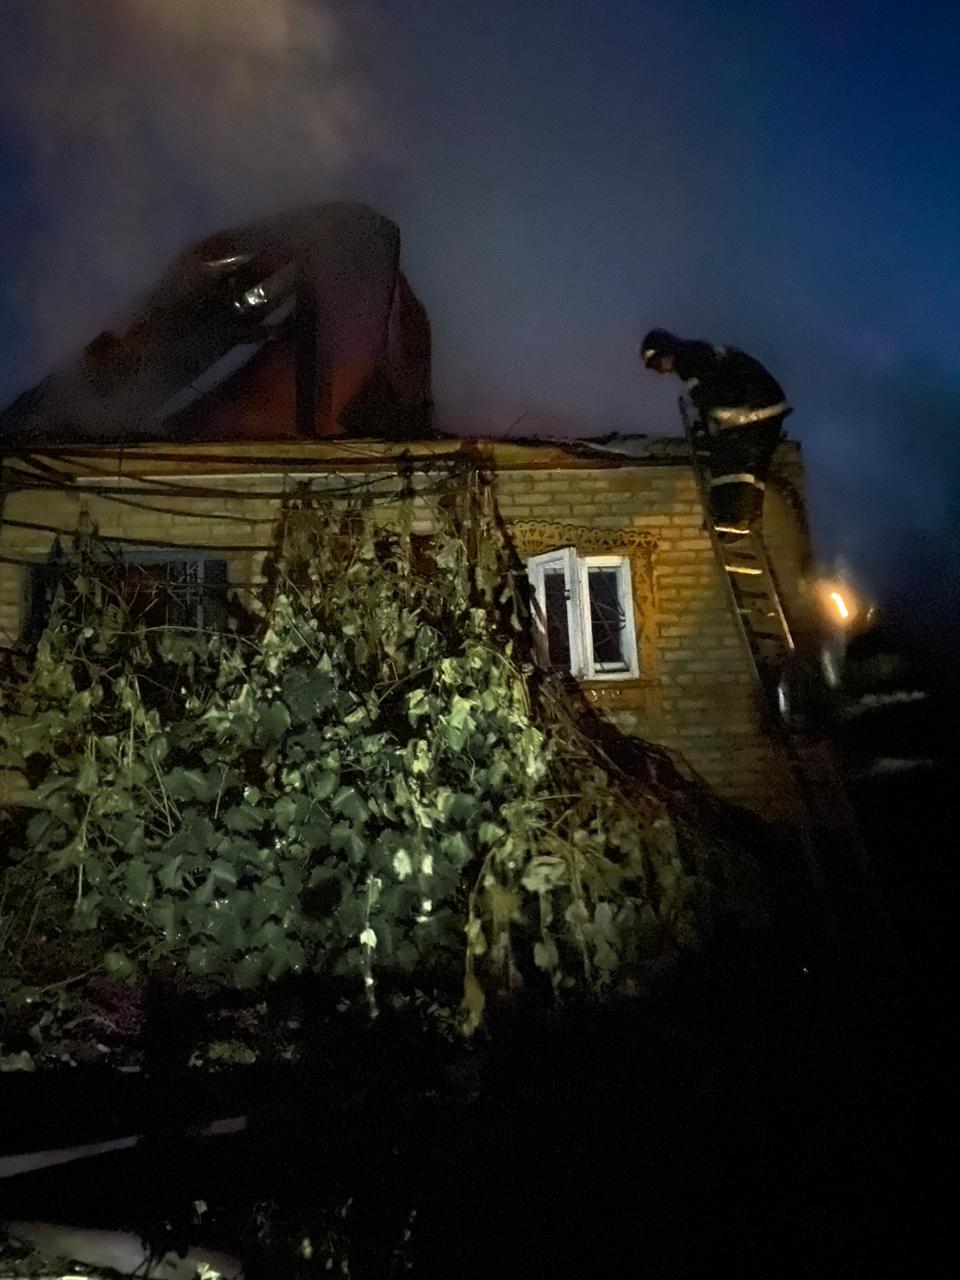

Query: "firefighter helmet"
(639, 328), (682, 368)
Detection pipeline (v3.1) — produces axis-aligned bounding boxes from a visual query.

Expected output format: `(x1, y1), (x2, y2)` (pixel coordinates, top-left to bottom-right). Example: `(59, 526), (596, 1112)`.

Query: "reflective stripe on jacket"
(709, 400), (790, 428)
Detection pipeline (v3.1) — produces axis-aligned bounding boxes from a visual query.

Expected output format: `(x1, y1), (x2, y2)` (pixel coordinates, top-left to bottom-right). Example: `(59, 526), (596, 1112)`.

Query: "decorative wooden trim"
(507, 522), (657, 558)
(505, 521), (660, 693)
(579, 679), (657, 713)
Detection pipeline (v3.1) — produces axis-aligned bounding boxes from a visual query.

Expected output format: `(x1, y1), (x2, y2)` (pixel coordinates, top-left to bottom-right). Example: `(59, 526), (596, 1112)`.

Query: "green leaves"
(163, 767), (219, 802)
(332, 785), (368, 826)
(103, 950), (136, 981)
(478, 821), (506, 847)
(440, 832), (472, 866)
(443, 693), (476, 751)
(522, 857), (568, 895)
(282, 669), (336, 722)
(157, 856), (183, 892)
(406, 688), (433, 724)
(0, 484), (722, 1046)
(330, 821), (366, 863)
(125, 858), (154, 907)
(257, 700), (291, 743)
(223, 804), (263, 833)
(314, 769), (339, 801)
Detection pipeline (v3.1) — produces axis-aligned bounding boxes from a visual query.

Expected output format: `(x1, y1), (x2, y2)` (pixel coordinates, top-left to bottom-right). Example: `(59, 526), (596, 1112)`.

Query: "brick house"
(0, 435), (815, 823)
(0, 205), (816, 823)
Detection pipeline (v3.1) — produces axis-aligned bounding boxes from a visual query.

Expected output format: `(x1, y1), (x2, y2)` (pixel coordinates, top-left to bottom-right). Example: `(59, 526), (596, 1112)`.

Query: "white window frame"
(526, 547), (585, 676)
(578, 555), (639, 678)
(526, 547), (639, 680)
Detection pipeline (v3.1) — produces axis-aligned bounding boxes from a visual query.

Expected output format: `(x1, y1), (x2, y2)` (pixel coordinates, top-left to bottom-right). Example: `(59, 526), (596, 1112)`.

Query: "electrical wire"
(2, 518), (274, 554)
(0, 475), (481, 557)
(20, 443), (465, 475)
(0, 469), (401, 523)
(0, 461), (471, 529)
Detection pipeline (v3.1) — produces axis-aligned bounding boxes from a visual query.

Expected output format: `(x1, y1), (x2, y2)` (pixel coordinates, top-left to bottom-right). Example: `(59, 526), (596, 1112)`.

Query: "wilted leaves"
(0, 489), (701, 1038)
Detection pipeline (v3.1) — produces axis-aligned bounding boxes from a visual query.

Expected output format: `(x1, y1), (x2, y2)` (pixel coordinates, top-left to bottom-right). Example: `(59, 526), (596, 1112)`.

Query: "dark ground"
(2, 891), (949, 1278)
(3, 642), (955, 1276)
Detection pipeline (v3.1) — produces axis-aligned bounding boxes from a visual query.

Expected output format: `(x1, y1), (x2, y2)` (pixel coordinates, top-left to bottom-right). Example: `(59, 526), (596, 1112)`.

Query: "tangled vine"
(0, 472), (771, 1049)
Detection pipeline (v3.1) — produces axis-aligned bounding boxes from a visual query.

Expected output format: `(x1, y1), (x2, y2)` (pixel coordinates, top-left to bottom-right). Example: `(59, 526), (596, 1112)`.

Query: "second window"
(525, 547), (638, 680)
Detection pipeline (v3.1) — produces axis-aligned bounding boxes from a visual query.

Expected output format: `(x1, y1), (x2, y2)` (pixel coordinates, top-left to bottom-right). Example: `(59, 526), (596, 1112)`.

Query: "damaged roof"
(0, 202), (697, 469)
(0, 203), (433, 448)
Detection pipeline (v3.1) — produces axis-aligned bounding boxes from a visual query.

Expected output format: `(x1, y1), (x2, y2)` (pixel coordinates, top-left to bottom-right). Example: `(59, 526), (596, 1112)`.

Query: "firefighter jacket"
(673, 342), (791, 434)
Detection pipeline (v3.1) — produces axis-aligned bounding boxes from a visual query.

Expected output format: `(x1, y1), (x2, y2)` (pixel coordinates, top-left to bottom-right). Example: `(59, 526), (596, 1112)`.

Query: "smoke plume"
(0, 0), (382, 393)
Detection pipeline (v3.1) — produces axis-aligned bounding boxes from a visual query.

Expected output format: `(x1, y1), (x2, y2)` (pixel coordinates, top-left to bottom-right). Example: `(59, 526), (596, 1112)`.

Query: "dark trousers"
(707, 418), (784, 538)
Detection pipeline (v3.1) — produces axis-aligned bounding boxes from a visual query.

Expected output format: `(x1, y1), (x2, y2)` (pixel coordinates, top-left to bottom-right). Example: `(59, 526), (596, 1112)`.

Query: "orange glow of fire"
(812, 576), (866, 631)
(829, 591), (850, 620)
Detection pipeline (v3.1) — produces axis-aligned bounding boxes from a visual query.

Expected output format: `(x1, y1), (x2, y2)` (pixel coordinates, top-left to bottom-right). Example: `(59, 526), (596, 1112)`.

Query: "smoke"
(0, 0), (383, 393)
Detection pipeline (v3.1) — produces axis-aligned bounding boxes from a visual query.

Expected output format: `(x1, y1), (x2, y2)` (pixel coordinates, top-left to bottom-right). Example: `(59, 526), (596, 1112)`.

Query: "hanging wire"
(0, 460), (477, 537)
(0, 457), (482, 559)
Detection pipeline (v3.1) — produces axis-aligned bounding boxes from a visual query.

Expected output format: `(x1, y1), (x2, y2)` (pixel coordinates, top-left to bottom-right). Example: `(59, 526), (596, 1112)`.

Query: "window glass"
(26, 555), (229, 639)
(525, 548), (637, 680)
(587, 566), (627, 669)
(542, 565), (572, 668)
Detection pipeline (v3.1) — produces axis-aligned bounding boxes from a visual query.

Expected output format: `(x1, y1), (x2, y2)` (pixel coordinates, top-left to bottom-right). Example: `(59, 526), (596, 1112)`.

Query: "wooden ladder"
(678, 399), (880, 946)
(678, 398), (794, 701)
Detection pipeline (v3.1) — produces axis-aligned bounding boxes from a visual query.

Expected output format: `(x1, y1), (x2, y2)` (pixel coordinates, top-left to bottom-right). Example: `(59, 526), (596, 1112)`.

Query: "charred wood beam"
(294, 269), (331, 437)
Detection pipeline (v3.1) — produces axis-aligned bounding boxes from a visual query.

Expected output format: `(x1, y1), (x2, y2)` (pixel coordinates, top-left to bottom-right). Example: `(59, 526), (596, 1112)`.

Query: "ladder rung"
(679, 408), (796, 710)
(743, 623), (783, 637)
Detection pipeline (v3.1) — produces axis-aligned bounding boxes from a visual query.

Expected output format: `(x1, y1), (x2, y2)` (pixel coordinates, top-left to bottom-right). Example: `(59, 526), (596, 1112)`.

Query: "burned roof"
(0, 203), (433, 448)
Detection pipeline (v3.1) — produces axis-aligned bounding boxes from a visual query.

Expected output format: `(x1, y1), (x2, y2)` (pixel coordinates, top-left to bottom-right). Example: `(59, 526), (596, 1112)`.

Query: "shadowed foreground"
(2, 926), (943, 1279)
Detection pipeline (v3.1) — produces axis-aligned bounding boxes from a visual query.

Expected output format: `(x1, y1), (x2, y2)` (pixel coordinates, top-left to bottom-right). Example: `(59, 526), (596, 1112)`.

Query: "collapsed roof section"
(0, 203), (433, 446)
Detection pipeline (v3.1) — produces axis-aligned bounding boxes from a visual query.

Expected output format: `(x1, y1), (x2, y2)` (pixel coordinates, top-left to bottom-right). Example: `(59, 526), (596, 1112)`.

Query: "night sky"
(1, 1), (958, 631)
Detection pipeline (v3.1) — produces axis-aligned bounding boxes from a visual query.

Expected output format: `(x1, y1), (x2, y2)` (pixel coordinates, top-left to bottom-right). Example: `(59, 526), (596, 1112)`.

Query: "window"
(110, 556), (229, 631)
(27, 552), (229, 640)
(526, 548), (638, 679)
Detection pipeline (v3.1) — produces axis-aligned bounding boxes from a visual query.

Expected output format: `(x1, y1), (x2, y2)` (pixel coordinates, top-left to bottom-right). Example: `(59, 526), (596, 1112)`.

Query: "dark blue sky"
(1, 1), (958, 622)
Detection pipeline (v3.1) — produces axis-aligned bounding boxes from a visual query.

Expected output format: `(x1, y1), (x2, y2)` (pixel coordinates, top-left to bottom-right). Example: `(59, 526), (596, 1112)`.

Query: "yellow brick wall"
(0, 470), (419, 639)
(0, 440), (809, 821)
(493, 462), (800, 819)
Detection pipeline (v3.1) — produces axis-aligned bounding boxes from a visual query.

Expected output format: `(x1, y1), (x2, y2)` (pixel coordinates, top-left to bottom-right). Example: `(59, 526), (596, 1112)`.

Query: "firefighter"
(640, 329), (791, 540)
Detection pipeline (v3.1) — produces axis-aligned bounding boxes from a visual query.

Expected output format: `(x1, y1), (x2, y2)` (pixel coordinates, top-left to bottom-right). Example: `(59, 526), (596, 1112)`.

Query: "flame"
(829, 591), (850, 620)
(808, 563), (875, 635)
(811, 575), (870, 632)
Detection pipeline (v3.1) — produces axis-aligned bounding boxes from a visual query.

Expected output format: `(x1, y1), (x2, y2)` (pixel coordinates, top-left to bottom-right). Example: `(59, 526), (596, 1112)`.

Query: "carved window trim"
(507, 522), (659, 690)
